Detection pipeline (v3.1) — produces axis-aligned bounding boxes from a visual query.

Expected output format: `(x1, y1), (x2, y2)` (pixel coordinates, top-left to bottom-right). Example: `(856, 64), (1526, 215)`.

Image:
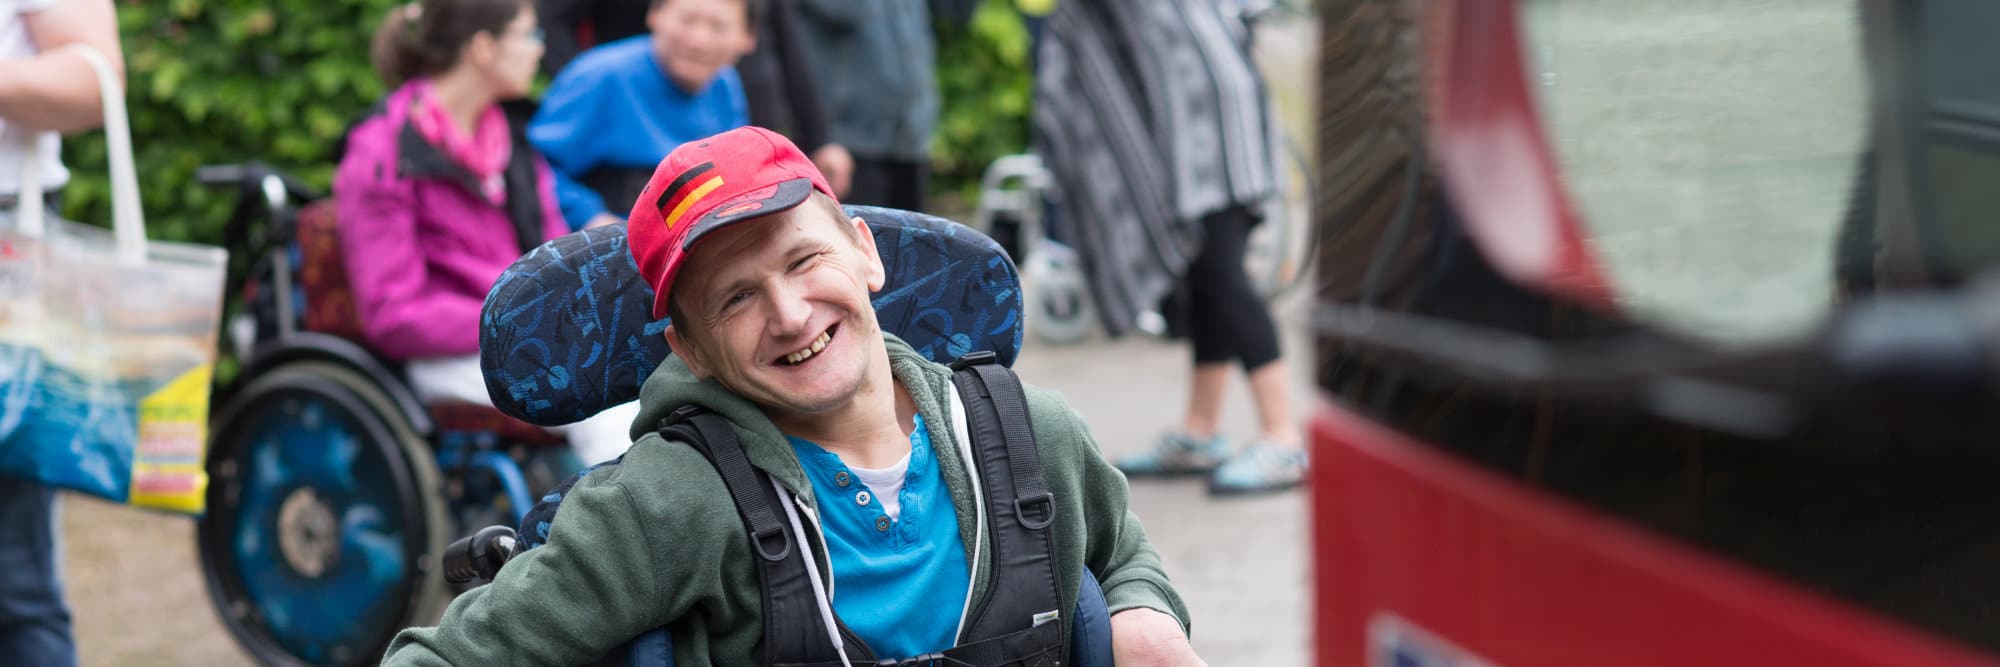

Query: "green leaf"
(929, 0), (1034, 201)
(150, 59), (187, 99)
(56, 0), (393, 244)
(307, 60), (344, 95)
(243, 8), (277, 36)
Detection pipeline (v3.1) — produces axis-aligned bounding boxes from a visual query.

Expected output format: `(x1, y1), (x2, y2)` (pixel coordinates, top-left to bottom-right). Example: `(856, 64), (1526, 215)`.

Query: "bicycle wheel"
(1245, 135), (1319, 302)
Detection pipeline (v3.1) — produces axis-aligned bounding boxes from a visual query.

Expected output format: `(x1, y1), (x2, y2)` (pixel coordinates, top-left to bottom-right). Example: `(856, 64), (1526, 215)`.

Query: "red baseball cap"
(628, 126), (837, 320)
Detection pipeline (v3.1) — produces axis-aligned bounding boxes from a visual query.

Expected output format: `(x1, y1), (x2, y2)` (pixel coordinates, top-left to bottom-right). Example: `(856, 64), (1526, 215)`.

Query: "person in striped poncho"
(1035, 0), (1307, 495)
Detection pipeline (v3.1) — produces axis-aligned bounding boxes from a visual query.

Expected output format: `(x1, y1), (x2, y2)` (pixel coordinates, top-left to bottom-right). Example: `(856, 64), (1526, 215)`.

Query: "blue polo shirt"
(787, 413), (970, 659)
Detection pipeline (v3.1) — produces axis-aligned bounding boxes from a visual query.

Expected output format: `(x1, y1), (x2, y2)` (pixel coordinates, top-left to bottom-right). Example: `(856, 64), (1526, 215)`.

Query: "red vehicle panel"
(1309, 400), (1996, 667)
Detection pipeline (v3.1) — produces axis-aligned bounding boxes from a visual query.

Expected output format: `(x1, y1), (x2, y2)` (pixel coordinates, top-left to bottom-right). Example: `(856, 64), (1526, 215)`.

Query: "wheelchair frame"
(193, 163), (578, 666)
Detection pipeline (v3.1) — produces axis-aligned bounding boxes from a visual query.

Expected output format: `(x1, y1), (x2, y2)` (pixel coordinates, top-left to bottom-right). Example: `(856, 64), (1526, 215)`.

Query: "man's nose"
(763, 281), (812, 336)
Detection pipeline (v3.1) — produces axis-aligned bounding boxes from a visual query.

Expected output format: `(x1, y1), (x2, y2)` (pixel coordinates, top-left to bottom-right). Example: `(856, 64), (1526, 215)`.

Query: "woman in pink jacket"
(335, 0), (635, 464)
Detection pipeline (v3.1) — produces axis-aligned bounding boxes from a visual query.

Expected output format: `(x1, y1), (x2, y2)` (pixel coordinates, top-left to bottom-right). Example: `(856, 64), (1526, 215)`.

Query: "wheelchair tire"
(1023, 240), (1097, 345)
(197, 360), (450, 666)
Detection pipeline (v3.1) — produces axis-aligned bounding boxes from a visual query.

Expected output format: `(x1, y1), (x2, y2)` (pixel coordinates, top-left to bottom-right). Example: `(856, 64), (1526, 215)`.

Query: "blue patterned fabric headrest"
(481, 206), (1024, 426)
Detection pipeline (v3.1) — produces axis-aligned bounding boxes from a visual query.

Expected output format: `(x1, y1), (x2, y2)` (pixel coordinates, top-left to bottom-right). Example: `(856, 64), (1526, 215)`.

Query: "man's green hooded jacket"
(384, 335), (1189, 665)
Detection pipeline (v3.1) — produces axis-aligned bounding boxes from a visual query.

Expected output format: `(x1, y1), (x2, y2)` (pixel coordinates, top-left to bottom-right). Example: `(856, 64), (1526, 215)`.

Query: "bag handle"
(12, 43), (143, 266)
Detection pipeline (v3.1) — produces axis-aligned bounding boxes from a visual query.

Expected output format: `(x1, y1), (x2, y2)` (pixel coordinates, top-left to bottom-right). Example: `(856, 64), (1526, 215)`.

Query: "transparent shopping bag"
(0, 45), (227, 514)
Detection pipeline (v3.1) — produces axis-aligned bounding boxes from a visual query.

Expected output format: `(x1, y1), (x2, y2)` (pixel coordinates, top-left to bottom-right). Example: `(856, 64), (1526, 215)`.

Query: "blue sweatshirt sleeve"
(529, 68), (613, 229)
(723, 68), (750, 128)
(549, 167), (608, 229)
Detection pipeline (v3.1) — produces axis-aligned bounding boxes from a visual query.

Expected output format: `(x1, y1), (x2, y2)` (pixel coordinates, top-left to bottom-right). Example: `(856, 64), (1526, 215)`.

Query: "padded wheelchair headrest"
(481, 206), (1024, 426)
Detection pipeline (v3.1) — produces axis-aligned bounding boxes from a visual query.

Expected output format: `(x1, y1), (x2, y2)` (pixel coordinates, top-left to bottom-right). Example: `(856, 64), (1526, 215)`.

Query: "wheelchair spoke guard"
(198, 361), (448, 666)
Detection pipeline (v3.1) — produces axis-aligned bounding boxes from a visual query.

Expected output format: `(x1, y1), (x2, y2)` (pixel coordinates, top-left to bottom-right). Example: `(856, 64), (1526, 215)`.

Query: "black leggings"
(1185, 206), (1282, 370)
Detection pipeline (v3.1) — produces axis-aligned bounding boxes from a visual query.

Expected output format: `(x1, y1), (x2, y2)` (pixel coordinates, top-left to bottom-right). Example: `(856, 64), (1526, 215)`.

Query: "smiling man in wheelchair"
(383, 127), (1202, 666)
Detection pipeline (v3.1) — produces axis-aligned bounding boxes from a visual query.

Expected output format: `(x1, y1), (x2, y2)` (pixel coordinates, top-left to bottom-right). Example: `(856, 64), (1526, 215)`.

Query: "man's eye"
(790, 252), (823, 272)
(722, 290), (752, 310)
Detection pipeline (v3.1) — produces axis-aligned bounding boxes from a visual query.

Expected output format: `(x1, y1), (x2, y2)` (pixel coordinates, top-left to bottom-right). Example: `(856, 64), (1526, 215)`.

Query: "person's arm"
(527, 71), (616, 229)
(1049, 394), (1207, 665)
(769, 2), (829, 152)
(535, 0), (588, 76)
(332, 130), (484, 360)
(1110, 608), (1206, 666)
(550, 165), (617, 229)
(1068, 416), (1190, 626)
(766, 2), (854, 197)
(0, 0), (123, 133)
(384, 474), (674, 665)
(811, 144), (853, 199)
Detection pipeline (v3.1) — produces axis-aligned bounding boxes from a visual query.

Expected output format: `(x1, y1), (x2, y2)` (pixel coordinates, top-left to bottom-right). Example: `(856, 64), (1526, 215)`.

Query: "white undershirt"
(1, 0), (70, 196)
(848, 453), (911, 521)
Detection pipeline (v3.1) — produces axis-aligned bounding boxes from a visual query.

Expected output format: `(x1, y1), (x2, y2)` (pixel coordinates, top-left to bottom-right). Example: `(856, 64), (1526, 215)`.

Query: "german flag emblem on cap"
(655, 161), (724, 229)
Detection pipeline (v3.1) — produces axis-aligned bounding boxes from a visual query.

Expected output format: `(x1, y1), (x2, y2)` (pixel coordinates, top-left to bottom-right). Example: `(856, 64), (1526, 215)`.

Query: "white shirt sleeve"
(12, 0), (64, 16)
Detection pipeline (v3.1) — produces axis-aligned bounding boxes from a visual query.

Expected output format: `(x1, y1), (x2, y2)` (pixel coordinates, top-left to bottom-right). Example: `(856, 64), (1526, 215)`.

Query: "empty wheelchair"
(444, 206), (1114, 666)
(191, 164), (585, 666)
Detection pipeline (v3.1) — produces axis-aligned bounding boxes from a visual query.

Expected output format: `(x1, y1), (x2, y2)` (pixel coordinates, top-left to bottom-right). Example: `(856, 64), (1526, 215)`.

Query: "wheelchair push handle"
(195, 162), (318, 200)
(443, 525), (520, 585)
(196, 161), (321, 231)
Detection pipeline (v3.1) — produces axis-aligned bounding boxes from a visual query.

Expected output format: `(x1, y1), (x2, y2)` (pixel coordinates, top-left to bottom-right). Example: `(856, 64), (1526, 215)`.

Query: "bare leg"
(1116, 361), (1234, 476)
(1182, 362), (1232, 438)
(1205, 356), (1309, 495)
(1245, 357), (1301, 446)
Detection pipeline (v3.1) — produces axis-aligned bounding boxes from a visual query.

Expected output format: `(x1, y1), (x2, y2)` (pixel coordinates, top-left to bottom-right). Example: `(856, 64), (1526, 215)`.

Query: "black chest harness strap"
(657, 352), (1066, 667)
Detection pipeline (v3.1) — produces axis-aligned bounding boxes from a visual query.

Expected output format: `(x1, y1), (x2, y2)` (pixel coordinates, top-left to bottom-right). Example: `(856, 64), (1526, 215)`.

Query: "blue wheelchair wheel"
(198, 361), (449, 666)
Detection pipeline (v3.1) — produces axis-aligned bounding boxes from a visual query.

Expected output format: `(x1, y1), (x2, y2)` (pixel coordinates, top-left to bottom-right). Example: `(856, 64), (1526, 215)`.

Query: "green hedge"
(61, 0), (1030, 245)
(931, 0), (1034, 204)
(61, 0), (399, 245)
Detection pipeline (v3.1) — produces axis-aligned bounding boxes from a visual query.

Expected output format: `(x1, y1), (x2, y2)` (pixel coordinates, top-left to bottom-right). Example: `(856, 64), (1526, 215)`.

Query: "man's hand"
(584, 213), (622, 230)
(1110, 608), (1206, 666)
(811, 143), (855, 199)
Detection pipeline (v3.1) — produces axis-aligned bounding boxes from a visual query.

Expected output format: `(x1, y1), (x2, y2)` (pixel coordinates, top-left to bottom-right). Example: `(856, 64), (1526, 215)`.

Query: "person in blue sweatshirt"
(528, 0), (759, 230)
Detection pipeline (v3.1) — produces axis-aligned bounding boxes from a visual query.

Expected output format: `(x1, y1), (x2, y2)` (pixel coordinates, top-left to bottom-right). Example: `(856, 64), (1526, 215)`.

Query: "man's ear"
(851, 216), (886, 292)
(663, 326), (712, 379)
(645, 2), (670, 33)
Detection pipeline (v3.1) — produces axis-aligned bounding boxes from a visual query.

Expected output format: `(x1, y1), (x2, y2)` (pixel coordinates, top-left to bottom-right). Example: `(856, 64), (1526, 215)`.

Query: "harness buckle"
(947, 350), (999, 371)
(876, 653), (946, 667)
(1015, 490), (1056, 529)
(665, 404), (706, 426)
(751, 524), (791, 562)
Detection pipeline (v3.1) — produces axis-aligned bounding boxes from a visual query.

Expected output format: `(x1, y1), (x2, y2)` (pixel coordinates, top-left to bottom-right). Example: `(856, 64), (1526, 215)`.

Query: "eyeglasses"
(505, 25), (545, 45)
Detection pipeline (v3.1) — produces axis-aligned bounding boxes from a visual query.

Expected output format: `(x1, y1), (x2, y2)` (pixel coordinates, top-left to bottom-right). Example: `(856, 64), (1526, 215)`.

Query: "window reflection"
(1521, 0), (1868, 343)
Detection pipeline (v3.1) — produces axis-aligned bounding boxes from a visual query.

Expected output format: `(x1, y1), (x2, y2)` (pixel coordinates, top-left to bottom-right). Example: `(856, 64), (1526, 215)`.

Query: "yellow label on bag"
(130, 363), (212, 514)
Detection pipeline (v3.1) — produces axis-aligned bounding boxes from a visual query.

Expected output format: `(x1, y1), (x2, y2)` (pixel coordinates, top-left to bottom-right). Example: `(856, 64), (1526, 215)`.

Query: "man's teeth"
(784, 330), (833, 365)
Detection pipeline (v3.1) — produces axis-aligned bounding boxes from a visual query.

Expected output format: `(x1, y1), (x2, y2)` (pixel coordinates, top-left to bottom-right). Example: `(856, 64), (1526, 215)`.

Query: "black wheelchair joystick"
(443, 525), (519, 585)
